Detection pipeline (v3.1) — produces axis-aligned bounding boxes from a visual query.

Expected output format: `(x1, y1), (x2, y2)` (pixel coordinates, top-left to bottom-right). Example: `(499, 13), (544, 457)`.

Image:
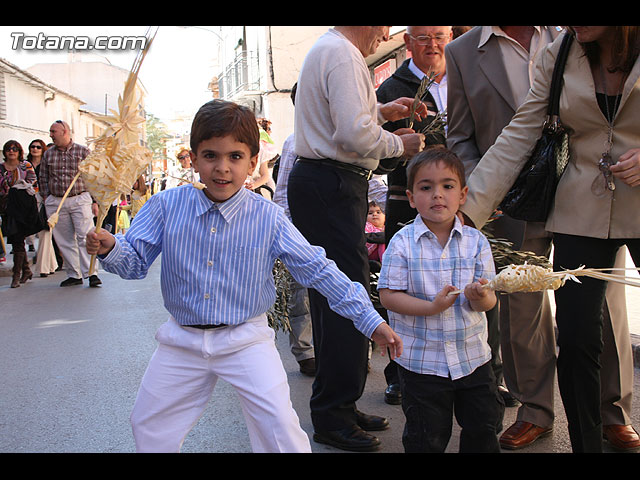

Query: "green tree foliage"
(145, 113), (171, 160)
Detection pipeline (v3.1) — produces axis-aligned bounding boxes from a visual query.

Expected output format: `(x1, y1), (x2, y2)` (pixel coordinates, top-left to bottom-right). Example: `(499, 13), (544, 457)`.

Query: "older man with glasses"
(39, 120), (102, 287)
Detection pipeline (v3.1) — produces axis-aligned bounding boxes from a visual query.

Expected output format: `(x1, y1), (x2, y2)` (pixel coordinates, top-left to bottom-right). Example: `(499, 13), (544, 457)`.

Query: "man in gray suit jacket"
(446, 25), (636, 451)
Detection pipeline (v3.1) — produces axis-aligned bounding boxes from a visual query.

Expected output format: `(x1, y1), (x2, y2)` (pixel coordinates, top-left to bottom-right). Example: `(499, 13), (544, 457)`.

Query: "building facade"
(0, 58), (110, 153)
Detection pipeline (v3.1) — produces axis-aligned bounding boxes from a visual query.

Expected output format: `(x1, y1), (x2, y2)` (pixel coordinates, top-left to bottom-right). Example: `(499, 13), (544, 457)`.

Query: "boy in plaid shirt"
(378, 146), (504, 453)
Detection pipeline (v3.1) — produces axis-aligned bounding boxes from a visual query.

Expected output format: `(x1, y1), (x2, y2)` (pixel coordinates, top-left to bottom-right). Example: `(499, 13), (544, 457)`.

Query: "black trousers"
(288, 160), (371, 431)
(553, 233), (640, 452)
(398, 361), (502, 453)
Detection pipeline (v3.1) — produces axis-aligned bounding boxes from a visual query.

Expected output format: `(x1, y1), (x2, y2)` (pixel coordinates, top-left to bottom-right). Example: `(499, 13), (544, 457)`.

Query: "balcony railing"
(218, 51), (260, 99)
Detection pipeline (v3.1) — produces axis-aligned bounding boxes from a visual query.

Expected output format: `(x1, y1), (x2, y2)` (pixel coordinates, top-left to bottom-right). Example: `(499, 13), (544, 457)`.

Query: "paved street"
(1, 253), (639, 454)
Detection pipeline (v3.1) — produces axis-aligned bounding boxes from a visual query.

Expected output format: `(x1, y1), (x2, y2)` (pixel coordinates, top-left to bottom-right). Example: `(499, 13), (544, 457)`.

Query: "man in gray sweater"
(288, 26), (425, 452)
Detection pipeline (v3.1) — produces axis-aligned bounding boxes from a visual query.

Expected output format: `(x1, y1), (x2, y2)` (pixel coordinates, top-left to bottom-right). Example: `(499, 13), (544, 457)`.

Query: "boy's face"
(406, 162), (468, 230)
(191, 135), (258, 203)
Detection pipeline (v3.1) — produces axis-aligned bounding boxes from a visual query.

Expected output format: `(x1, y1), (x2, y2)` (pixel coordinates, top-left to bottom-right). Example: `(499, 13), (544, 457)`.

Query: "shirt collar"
(407, 59), (447, 85)
(408, 58), (427, 80)
(55, 140), (75, 153)
(478, 26), (543, 48)
(412, 213), (464, 243)
(193, 185), (250, 223)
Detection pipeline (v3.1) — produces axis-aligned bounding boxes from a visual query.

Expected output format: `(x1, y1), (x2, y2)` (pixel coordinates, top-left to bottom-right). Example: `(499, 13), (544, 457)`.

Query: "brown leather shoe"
(603, 424), (640, 452)
(499, 421), (553, 450)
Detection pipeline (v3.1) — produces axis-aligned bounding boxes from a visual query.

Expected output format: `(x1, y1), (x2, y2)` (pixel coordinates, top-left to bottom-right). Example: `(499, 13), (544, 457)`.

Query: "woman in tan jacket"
(460, 27), (640, 452)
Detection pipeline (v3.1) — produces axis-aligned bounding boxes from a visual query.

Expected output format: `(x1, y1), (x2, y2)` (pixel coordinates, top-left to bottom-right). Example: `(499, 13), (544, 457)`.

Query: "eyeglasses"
(30, 144), (42, 149)
(6, 146), (19, 152)
(408, 34), (450, 45)
(178, 154), (190, 161)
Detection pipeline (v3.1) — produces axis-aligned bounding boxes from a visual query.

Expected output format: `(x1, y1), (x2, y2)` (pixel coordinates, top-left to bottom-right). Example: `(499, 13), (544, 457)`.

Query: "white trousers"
(34, 229), (59, 275)
(44, 192), (95, 279)
(130, 315), (311, 453)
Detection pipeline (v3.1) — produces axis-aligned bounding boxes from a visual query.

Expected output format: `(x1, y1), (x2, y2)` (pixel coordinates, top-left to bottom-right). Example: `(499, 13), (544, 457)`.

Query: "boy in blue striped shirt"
(378, 146), (503, 452)
(86, 100), (402, 453)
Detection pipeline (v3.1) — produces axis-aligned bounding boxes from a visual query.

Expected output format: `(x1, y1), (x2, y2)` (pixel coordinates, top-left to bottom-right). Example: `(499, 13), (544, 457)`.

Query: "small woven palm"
(486, 263), (640, 294)
(449, 263), (640, 296)
(488, 263), (566, 293)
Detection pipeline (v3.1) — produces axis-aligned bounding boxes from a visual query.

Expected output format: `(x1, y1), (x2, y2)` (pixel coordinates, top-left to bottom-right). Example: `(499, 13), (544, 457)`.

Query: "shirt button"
(204, 293), (210, 299)
(207, 260), (213, 266)
(210, 227), (216, 233)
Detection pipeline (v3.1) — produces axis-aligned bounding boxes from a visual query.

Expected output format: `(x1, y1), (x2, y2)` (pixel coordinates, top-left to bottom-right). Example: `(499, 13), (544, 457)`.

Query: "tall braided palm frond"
(78, 27), (158, 272)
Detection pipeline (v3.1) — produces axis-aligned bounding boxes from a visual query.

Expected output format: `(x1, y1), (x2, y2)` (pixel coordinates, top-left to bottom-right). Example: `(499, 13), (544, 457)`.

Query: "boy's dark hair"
(190, 100), (260, 157)
(406, 145), (466, 191)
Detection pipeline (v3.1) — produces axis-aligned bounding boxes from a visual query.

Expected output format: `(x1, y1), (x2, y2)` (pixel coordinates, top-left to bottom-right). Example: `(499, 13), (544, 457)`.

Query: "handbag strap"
(546, 33), (574, 124)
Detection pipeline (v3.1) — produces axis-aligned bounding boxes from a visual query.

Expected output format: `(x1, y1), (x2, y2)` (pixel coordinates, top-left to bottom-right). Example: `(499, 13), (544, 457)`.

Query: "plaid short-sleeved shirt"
(378, 214), (495, 380)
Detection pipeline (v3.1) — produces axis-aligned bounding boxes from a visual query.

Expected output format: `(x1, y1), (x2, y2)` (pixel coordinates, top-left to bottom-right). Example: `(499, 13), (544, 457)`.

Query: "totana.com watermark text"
(10, 32), (147, 51)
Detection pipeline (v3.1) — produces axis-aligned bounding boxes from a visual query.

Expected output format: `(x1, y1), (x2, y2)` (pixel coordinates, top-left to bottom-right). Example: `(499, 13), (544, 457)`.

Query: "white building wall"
(264, 26), (330, 150)
(1, 61), (108, 154)
(216, 26), (330, 153)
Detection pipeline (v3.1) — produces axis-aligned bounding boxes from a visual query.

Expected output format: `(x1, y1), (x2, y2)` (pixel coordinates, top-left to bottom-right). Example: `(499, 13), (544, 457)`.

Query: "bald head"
(49, 120), (72, 148)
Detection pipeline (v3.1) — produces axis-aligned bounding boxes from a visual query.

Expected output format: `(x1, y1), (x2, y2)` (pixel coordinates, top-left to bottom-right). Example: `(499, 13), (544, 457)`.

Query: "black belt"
(297, 157), (372, 180)
(187, 324), (228, 330)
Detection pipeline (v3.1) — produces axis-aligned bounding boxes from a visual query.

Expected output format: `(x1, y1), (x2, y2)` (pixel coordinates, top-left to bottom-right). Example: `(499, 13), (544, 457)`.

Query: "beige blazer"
(461, 33), (640, 239)
(446, 26), (560, 249)
(446, 26), (561, 176)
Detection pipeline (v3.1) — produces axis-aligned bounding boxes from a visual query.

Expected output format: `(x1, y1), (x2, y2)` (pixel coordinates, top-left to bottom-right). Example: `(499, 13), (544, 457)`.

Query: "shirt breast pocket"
(235, 245), (271, 279)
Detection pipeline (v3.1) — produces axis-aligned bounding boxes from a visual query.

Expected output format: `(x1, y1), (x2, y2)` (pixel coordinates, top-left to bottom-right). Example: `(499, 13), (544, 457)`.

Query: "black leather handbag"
(500, 33), (574, 222)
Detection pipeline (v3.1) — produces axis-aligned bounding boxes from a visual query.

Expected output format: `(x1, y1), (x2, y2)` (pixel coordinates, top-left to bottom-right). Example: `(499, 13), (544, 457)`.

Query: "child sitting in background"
(365, 200), (386, 262)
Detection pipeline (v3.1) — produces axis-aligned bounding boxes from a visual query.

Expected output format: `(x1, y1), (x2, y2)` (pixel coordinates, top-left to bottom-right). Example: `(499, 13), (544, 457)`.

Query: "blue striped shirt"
(99, 185), (384, 338)
(378, 215), (495, 380)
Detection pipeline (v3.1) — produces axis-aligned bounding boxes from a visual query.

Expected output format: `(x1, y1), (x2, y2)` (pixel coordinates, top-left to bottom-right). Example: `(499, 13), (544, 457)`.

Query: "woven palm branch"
(449, 264), (640, 296)
(77, 27), (158, 272)
(489, 264), (640, 293)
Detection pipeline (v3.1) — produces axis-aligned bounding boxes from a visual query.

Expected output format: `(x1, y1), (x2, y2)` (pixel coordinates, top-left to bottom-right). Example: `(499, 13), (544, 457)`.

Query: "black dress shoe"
(89, 275), (102, 287)
(356, 410), (389, 431)
(60, 277), (83, 287)
(313, 425), (381, 452)
(384, 383), (402, 405)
